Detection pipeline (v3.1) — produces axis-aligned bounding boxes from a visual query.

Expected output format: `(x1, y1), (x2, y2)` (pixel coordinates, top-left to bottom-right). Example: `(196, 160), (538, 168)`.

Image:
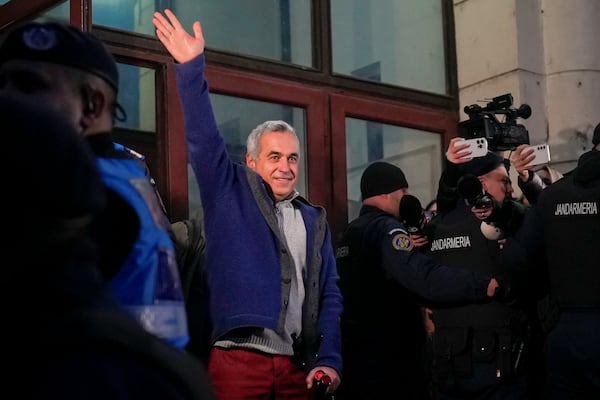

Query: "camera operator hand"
(471, 205), (493, 220)
(497, 238), (507, 250)
(410, 233), (429, 248)
(446, 137), (476, 164)
(487, 277), (500, 298)
(490, 274), (516, 304)
(510, 144), (536, 181)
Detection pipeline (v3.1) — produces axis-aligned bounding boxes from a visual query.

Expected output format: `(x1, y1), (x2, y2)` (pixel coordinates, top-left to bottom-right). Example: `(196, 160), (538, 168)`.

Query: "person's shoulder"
(44, 308), (214, 399)
(294, 193), (318, 207)
(86, 133), (121, 157)
(381, 217), (407, 235)
(377, 217), (415, 253)
(87, 137), (146, 165)
(365, 211), (405, 236)
(508, 199), (529, 214)
(539, 172), (572, 195)
(113, 142), (147, 162)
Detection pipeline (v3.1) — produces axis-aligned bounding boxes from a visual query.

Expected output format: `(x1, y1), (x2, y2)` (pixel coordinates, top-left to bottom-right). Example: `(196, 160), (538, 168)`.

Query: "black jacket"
(503, 150), (600, 308)
(13, 239), (215, 400)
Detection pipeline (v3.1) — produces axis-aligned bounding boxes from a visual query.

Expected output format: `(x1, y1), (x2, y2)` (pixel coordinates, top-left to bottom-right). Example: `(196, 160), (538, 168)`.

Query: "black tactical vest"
(541, 176), (600, 308)
(427, 205), (520, 329)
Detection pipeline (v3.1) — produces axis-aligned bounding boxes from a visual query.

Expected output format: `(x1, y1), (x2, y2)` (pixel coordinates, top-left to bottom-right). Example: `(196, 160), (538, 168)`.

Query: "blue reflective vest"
(96, 150), (188, 349)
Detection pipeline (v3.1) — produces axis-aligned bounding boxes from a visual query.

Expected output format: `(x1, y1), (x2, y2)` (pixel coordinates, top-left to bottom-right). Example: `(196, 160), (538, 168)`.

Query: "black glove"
(492, 276), (516, 305)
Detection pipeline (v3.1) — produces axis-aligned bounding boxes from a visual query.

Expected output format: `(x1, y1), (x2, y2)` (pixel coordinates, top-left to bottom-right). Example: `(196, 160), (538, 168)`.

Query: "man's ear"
(246, 153), (255, 168)
(84, 90), (104, 116)
(478, 176), (488, 192)
(80, 85), (106, 117)
(80, 89), (105, 131)
(83, 97), (96, 115)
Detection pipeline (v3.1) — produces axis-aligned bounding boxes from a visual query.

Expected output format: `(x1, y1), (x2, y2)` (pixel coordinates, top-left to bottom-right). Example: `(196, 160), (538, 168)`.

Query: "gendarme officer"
(335, 161), (501, 399)
(502, 126), (600, 399)
(426, 151), (532, 399)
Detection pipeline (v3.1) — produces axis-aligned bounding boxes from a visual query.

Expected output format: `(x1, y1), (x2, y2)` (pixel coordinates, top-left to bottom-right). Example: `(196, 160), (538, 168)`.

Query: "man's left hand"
(306, 366), (340, 393)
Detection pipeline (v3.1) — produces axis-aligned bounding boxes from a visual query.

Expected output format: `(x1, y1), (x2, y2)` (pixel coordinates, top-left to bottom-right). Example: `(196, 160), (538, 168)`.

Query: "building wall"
(454, 0), (600, 175)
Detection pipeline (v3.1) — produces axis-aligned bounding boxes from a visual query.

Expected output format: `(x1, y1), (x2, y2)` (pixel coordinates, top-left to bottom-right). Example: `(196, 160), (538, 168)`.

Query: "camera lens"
(474, 195), (494, 209)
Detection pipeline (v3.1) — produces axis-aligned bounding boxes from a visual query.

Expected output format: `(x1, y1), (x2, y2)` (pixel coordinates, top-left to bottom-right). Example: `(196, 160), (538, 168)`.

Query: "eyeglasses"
(499, 177), (512, 187)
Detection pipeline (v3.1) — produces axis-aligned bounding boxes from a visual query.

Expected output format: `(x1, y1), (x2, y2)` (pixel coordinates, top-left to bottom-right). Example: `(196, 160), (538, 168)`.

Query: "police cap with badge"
(0, 21), (119, 91)
(0, 21), (126, 120)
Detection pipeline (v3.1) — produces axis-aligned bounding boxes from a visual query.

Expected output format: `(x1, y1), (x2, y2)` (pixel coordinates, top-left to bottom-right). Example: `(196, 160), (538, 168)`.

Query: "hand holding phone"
(523, 143), (551, 167)
(455, 137), (488, 158)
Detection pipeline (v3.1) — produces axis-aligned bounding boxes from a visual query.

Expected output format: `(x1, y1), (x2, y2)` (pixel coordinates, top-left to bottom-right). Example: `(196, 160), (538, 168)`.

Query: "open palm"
(152, 9), (205, 64)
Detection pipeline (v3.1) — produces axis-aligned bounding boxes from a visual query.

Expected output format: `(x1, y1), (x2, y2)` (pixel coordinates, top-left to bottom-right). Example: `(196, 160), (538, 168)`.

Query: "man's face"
(481, 166), (513, 203)
(0, 60), (83, 130)
(246, 131), (299, 202)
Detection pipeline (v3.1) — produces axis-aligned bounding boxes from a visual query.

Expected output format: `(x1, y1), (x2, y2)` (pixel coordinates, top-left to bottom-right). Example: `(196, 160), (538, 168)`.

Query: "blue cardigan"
(175, 54), (343, 373)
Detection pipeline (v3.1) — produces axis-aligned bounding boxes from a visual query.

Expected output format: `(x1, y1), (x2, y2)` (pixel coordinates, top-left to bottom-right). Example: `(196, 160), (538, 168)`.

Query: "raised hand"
(510, 144), (536, 181)
(446, 137), (475, 164)
(152, 9), (205, 64)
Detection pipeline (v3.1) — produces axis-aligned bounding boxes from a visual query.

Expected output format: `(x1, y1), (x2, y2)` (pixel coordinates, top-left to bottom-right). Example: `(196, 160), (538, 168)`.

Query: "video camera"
(458, 93), (531, 151)
(457, 174), (506, 240)
(456, 174), (496, 210)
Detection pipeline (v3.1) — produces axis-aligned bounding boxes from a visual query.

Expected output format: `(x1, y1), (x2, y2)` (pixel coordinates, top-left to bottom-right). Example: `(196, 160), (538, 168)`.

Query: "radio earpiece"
(81, 85), (96, 115)
(85, 100), (95, 115)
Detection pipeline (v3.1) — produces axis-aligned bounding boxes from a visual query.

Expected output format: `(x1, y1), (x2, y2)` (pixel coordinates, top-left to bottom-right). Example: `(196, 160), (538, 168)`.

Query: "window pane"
(346, 117), (442, 221)
(188, 94), (307, 213)
(37, 1), (70, 22)
(331, 0), (447, 94)
(115, 63), (156, 131)
(93, 0), (151, 35)
(93, 0), (313, 67)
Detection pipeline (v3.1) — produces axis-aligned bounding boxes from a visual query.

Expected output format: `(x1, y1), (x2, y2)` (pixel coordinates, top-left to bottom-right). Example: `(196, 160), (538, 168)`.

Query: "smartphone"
(523, 143), (551, 167)
(455, 137), (488, 158)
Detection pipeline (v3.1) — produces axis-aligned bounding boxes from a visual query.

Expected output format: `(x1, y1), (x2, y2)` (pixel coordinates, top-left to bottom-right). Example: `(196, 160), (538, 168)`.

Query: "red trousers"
(208, 347), (310, 400)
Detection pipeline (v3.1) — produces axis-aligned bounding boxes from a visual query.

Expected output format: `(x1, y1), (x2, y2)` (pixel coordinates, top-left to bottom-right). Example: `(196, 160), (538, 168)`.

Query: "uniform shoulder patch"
(391, 232), (413, 251)
(387, 227), (408, 236)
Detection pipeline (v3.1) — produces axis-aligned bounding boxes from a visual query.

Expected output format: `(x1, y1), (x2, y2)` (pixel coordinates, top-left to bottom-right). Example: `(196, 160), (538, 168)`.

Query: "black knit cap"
(360, 161), (409, 200)
(460, 151), (505, 177)
(593, 122), (600, 146)
(0, 21), (118, 91)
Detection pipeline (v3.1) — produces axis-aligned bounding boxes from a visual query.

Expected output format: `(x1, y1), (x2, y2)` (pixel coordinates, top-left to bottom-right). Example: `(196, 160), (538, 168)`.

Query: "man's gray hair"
(246, 120), (297, 160)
